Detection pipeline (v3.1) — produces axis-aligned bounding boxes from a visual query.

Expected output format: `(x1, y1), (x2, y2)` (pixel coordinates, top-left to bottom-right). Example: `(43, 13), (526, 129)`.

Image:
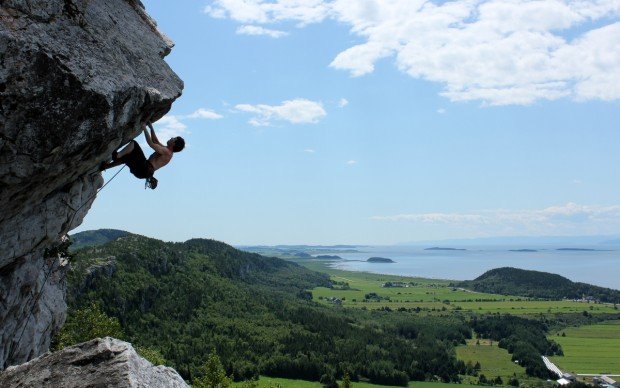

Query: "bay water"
(327, 245), (620, 290)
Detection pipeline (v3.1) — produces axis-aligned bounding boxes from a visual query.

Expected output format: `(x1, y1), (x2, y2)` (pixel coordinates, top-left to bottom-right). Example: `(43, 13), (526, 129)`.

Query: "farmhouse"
(382, 281), (409, 288)
(325, 297), (342, 305)
(594, 376), (618, 387)
(562, 373), (576, 382)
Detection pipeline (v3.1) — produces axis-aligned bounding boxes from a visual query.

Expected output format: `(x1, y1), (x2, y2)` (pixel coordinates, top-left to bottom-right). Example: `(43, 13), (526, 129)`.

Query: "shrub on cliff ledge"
(51, 303), (124, 351)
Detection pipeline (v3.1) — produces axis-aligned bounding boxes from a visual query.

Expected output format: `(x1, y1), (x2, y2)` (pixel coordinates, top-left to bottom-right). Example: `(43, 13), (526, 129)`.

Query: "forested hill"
(66, 234), (472, 385)
(458, 267), (620, 303)
(69, 229), (129, 250)
(68, 234), (331, 304)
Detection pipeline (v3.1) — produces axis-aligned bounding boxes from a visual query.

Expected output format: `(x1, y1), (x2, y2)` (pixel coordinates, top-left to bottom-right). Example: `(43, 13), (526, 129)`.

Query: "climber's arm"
(148, 123), (163, 146)
(143, 126), (171, 155)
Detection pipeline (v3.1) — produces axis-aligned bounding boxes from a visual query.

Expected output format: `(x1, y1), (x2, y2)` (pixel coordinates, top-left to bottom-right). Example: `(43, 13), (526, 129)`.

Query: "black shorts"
(120, 141), (154, 179)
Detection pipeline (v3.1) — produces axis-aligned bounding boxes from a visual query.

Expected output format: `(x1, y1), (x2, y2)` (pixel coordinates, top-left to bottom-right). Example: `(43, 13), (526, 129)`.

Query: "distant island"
(367, 257), (395, 263)
(424, 247), (466, 251)
(509, 249), (538, 252)
(315, 255), (343, 260)
(557, 248), (598, 251)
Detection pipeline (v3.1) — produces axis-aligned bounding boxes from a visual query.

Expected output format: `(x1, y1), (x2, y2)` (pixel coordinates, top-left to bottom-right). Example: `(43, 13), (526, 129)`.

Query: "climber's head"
(168, 136), (185, 153)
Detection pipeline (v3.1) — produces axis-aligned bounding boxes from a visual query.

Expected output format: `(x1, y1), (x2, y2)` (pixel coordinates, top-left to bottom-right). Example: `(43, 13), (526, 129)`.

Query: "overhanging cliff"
(0, 0), (183, 368)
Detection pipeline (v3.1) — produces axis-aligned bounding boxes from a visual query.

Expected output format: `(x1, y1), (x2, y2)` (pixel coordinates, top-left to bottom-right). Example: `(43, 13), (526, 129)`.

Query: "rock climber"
(99, 122), (185, 189)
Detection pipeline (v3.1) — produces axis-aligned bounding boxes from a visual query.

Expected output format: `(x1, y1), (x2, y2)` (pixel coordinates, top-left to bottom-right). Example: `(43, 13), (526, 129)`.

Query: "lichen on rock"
(0, 0), (183, 369)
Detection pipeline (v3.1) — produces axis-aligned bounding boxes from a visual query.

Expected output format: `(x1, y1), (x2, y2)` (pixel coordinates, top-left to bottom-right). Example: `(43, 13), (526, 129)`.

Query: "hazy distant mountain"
(400, 235), (620, 246)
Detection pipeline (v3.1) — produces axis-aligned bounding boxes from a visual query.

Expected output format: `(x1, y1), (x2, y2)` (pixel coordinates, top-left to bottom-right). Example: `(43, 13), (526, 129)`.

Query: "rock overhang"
(0, 0), (183, 368)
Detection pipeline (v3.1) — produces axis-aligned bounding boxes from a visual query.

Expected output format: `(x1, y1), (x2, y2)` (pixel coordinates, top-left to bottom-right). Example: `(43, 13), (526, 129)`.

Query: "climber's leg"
(116, 141), (135, 159)
(100, 141), (137, 171)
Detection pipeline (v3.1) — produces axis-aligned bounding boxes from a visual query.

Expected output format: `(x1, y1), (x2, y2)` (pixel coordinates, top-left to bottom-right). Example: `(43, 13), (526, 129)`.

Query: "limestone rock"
(0, 0), (183, 368)
(0, 337), (189, 387)
(79, 256), (117, 293)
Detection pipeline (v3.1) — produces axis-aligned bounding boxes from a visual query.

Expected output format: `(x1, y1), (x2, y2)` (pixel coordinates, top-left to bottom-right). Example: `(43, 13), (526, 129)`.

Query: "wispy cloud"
(151, 107), (222, 140)
(152, 115), (189, 142)
(347, 160), (357, 165)
(236, 25), (288, 38)
(206, 0), (620, 105)
(338, 98), (349, 108)
(235, 98), (326, 126)
(437, 108), (446, 114)
(204, 0), (330, 25)
(371, 203), (620, 235)
(304, 148), (316, 153)
(186, 108), (223, 120)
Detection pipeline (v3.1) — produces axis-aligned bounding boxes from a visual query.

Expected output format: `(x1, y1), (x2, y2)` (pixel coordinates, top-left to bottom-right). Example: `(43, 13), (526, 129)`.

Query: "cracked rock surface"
(0, 0), (182, 368)
(0, 337), (189, 387)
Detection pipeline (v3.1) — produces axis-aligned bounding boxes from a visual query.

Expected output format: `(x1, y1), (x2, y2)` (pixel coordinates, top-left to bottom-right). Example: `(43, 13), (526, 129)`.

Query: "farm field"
(231, 376), (481, 387)
(549, 320), (620, 374)
(299, 261), (617, 315)
(455, 339), (536, 385)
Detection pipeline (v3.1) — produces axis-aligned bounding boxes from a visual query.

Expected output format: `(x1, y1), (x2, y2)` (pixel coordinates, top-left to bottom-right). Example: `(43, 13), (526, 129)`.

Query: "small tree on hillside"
(320, 373), (339, 388)
(193, 351), (232, 388)
(342, 371), (351, 388)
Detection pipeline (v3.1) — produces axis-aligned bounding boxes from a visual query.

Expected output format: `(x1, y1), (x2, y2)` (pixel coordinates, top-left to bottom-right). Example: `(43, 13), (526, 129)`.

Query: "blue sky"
(75, 0), (620, 245)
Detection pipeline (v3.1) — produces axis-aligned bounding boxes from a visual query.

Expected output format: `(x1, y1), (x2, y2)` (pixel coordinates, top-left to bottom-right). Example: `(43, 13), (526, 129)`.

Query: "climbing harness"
(5, 164), (126, 366)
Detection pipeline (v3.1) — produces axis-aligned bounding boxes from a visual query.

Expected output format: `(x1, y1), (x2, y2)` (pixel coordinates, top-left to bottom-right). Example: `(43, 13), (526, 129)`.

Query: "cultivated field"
(301, 261), (617, 315)
(231, 376), (481, 387)
(549, 320), (620, 374)
(456, 339), (536, 385)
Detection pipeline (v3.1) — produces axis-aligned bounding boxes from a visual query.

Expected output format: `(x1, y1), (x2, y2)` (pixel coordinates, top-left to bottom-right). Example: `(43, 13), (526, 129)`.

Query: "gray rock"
(0, 0), (183, 368)
(79, 256), (117, 293)
(0, 337), (189, 387)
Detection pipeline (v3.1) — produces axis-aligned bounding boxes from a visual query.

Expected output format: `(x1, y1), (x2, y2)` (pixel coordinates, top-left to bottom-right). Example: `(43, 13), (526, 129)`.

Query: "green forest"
(63, 234), (470, 385)
(58, 232), (620, 386)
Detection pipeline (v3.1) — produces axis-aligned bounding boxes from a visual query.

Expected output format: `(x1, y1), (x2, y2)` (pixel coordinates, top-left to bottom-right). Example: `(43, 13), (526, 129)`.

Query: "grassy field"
(232, 376), (481, 387)
(548, 320), (620, 374)
(456, 339), (535, 385)
(299, 261), (617, 315)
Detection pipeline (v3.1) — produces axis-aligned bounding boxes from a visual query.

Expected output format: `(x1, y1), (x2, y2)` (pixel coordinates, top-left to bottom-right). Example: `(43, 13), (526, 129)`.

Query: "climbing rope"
(5, 165), (126, 366)
(68, 165), (126, 227)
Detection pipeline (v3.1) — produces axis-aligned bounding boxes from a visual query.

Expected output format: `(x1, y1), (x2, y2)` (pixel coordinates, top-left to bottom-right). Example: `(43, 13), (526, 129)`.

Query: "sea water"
(328, 245), (620, 290)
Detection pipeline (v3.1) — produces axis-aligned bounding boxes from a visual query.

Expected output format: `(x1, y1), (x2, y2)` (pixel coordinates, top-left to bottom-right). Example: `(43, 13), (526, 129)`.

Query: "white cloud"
(437, 108), (446, 114)
(371, 203), (620, 235)
(235, 98), (327, 126)
(206, 0), (620, 105)
(304, 148), (316, 153)
(152, 115), (189, 142)
(150, 107), (220, 143)
(346, 160), (357, 165)
(204, 0), (331, 25)
(204, 1), (269, 23)
(186, 108), (223, 119)
(338, 98), (349, 108)
(237, 25), (288, 38)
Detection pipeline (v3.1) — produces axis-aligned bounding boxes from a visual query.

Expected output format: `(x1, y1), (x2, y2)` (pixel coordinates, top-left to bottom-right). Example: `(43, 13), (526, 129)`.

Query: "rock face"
(0, 337), (189, 387)
(0, 0), (183, 368)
